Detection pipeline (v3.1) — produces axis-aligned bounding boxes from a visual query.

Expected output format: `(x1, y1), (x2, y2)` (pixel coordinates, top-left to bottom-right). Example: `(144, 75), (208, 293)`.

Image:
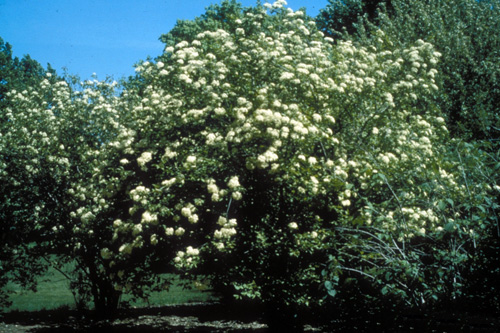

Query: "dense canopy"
(1, 0), (499, 330)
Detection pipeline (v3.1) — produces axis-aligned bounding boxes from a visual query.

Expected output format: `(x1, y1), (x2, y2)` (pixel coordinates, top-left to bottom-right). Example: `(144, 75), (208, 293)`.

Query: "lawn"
(2, 265), (217, 312)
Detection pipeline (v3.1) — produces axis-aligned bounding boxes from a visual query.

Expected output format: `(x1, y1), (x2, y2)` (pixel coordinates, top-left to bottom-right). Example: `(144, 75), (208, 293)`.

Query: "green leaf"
(324, 280), (333, 290)
(445, 222), (455, 231)
(327, 289), (337, 297)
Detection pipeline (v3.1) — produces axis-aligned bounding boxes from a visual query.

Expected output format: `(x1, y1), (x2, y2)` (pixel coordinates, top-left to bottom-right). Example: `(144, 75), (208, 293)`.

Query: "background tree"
(316, 0), (391, 37)
(0, 37), (51, 109)
(0, 38), (57, 308)
(317, 0), (500, 144)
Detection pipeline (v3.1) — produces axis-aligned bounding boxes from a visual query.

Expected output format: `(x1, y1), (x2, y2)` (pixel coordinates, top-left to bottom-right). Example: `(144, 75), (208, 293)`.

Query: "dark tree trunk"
(85, 254), (121, 318)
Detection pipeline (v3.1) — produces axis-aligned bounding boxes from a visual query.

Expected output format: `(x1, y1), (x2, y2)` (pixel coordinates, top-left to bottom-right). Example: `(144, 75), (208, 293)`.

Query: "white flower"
(165, 227), (174, 236)
(163, 148), (178, 159)
(186, 246), (200, 256)
(161, 177), (177, 187)
(222, 227), (237, 237)
(288, 222), (298, 230)
(188, 214), (199, 224)
(81, 211), (95, 224)
(181, 206), (193, 217)
(217, 216), (227, 226)
(186, 155), (197, 163)
(227, 176), (240, 189)
(308, 156), (317, 165)
(113, 219), (123, 228)
(280, 72), (294, 80)
(100, 248), (113, 260)
(372, 127), (379, 135)
(141, 211), (158, 224)
(385, 92), (394, 105)
(119, 244), (133, 255)
(207, 181), (219, 194)
(309, 73), (320, 81)
(214, 107), (225, 115)
(137, 151), (153, 170)
(380, 155), (390, 164)
(232, 191), (242, 200)
(150, 234), (158, 245)
(312, 114), (322, 123)
(132, 223), (143, 236)
(179, 74), (192, 83)
(175, 227), (185, 236)
(211, 193), (220, 202)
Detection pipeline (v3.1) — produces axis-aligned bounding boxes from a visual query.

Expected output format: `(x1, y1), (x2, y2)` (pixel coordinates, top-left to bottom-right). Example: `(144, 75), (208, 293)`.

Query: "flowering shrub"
(96, 0), (496, 326)
(0, 39), (50, 308)
(317, 0), (500, 318)
(2, 0), (497, 326)
(0, 72), (170, 313)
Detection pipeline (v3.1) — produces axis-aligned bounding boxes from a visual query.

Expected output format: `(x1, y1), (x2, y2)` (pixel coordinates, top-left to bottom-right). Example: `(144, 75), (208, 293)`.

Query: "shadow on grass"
(2, 302), (500, 332)
(1, 302), (272, 332)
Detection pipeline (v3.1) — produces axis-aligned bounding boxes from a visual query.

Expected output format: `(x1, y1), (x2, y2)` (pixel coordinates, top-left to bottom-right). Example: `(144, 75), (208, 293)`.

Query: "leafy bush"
(316, 0), (500, 318)
(108, 1), (489, 327)
(2, 1), (499, 327)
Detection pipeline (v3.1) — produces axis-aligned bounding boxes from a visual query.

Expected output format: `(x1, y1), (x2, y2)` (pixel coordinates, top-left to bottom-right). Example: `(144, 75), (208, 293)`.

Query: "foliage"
(0, 69), (175, 314)
(160, 0), (246, 48)
(2, 0), (500, 328)
(0, 37), (56, 309)
(316, 0), (390, 38)
(317, 0), (500, 143)
(0, 37), (52, 109)
(102, 0), (496, 327)
(316, 0), (500, 318)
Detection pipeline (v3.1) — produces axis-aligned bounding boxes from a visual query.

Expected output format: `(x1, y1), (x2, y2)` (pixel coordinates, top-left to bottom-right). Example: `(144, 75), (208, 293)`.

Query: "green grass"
(2, 266), (217, 313)
(3, 266), (75, 312)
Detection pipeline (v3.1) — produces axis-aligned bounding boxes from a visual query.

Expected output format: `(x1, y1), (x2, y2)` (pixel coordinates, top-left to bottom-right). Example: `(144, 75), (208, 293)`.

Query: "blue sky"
(0, 0), (328, 81)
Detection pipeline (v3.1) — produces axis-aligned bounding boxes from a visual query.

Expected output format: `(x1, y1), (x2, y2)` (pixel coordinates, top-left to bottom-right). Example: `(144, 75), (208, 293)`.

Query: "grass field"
(2, 266), (217, 312)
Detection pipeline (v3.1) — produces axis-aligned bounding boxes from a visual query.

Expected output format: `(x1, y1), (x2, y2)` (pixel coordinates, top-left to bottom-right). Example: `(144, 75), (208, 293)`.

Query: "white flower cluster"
(141, 211), (158, 225)
(137, 151), (153, 171)
(206, 178), (229, 202)
(180, 203), (199, 224)
(130, 186), (150, 206)
(214, 216), (238, 240)
(174, 246), (200, 268)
